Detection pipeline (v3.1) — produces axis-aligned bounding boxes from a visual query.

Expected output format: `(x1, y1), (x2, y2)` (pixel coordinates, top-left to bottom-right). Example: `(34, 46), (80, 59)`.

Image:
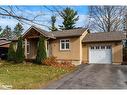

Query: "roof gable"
(22, 26), (55, 39)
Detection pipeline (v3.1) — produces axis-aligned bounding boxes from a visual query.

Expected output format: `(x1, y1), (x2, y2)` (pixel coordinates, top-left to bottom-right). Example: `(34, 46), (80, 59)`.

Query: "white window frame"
(60, 39), (70, 51)
(27, 42), (30, 54)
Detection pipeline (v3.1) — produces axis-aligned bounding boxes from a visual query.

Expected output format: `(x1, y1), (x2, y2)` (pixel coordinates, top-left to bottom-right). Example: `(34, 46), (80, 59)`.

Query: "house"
(13, 26), (126, 65)
(0, 38), (10, 59)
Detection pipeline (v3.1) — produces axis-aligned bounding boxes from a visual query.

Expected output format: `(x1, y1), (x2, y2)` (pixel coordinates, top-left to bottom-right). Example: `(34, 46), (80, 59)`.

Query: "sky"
(0, 6), (89, 32)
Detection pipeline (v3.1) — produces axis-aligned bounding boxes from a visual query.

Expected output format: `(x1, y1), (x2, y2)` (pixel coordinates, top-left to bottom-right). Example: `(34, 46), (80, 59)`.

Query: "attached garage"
(82, 31), (125, 64)
(89, 45), (112, 64)
(0, 38), (10, 60)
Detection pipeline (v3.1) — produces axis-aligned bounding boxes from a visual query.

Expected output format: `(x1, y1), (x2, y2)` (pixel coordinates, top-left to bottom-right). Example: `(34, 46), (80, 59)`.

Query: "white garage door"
(89, 45), (112, 64)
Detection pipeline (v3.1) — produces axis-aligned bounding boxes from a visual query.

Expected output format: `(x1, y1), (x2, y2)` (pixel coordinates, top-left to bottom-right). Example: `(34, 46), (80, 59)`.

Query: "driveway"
(45, 64), (127, 89)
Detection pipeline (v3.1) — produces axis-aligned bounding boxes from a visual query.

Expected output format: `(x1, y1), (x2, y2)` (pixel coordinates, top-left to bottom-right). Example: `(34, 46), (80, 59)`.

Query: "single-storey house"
(0, 38), (10, 59)
(13, 26), (126, 65)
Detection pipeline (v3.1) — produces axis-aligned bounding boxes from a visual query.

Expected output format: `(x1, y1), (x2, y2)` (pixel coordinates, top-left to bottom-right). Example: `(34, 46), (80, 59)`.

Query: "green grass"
(0, 61), (74, 89)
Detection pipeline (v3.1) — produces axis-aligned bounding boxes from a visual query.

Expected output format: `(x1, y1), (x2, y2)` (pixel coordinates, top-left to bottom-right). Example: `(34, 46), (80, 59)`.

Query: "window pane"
(96, 46), (99, 49)
(91, 46), (94, 49)
(106, 46), (111, 49)
(66, 40), (69, 42)
(101, 46), (105, 49)
(27, 42), (30, 54)
(61, 43), (65, 49)
(61, 40), (65, 42)
(66, 43), (69, 49)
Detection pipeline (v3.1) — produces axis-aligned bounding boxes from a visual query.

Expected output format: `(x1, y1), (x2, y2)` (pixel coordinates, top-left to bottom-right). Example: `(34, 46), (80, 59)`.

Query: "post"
(25, 39), (27, 59)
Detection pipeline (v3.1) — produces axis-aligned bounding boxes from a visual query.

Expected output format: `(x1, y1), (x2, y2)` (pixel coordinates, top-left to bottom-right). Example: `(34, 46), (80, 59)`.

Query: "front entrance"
(26, 38), (38, 59)
(89, 45), (112, 64)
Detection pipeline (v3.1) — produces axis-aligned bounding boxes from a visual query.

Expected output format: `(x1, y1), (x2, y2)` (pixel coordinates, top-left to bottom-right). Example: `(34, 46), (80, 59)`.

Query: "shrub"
(43, 56), (58, 66)
(15, 36), (25, 63)
(7, 42), (16, 61)
(35, 36), (47, 64)
(43, 56), (75, 69)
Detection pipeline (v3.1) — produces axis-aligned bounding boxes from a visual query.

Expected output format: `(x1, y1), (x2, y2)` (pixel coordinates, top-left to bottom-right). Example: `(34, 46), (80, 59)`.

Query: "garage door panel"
(89, 46), (112, 64)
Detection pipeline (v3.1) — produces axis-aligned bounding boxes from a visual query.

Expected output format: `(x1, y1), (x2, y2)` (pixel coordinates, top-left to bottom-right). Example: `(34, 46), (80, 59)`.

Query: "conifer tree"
(14, 23), (24, 37)
(0, 25), (13, 40)
(15, 36), (25, 63)
(49, 15), (58, 31)
(35, 36), (47, 64)
(59, 7), (79, 30)
(7, 42), (16, 61)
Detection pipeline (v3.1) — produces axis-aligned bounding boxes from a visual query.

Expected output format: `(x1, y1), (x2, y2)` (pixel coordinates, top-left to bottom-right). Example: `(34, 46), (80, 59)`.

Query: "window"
(106, 46), (111, 49)
(95, 46), (100, 49)
(91, 46), (94, 49)
(60, 39), (70, 50)
(123, 40), (127, 47)
(27, 42), (30, 54)
(101, 46), (105, 49)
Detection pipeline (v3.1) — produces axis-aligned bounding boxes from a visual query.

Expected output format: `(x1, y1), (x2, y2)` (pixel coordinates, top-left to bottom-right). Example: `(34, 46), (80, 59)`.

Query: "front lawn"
(0, 61), (75, 89)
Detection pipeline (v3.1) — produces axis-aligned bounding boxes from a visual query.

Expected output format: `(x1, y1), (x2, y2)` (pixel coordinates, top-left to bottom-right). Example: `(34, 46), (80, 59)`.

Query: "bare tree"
(0, 6), (50, 28)
(88, 6), (126, 32)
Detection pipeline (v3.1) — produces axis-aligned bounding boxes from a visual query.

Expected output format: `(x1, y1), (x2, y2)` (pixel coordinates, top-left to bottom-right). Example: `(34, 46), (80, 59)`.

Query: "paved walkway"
(45, 64), (127, 89)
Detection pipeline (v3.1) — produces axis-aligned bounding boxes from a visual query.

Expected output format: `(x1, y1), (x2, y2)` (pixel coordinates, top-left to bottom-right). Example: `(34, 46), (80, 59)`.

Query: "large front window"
(60, 39), (70, 50)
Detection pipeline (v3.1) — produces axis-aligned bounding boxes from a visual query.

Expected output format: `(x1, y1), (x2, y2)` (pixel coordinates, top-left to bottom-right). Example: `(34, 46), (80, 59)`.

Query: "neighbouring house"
(0, 38), (10, 59)
(12, 26), (126, 65)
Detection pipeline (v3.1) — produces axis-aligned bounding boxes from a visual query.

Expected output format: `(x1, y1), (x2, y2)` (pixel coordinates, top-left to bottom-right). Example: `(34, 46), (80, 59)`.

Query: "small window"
(101, 46), (105, 49)
(60, 39), (70, 50)
(95, 46), (100, 49)
(106, 46), (111, 49)
(27, 42), (30, 54)
(91, 46), (94, 49)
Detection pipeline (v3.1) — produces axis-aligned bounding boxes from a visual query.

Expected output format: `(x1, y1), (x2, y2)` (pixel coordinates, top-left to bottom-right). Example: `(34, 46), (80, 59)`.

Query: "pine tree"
(7, 42), (16, 61)
(0, 25), (13, 40)
(0, 26), (2, 32)
(15, 36), (25, 63)
(14, 23), (24, 37)
(35, 36), (47, 64)
(0, 26), (3, 36)
(49, 15), (58, 31)
(59, 7), (79, 30)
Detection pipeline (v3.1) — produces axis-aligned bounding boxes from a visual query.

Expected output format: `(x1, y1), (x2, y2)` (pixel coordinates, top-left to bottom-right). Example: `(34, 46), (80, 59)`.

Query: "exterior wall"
(79, 31), (88, 62)
(112, 43), (123, 64)
(82, 42), (123, 64)
(50, 37), (81, 62)
(49, 31), (88, 65)
(82, 44), (88, 63)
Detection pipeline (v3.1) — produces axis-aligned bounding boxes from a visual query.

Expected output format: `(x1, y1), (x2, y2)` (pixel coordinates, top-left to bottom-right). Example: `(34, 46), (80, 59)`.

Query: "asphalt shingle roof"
(22, 26), (88, 39)
(0, 38), (10, 46)
(47, 28), (87, 38)
(82, 31), (126, 42)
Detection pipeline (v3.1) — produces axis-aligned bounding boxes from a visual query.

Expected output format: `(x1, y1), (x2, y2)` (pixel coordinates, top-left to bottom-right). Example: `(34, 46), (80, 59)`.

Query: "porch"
(23, 26), (53, 60)
(24, 38), (50, 60)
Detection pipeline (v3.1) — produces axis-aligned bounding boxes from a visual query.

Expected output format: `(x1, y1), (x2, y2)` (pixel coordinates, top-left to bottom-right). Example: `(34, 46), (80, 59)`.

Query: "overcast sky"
(0, 6), (89, 32)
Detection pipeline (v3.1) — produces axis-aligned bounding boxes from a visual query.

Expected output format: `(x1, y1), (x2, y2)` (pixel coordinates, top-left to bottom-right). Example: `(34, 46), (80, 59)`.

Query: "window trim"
(60, 39), (70, 51)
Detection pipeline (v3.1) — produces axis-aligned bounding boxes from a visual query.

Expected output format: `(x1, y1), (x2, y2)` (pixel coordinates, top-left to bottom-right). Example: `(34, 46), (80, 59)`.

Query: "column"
(25, 39), (27, 59)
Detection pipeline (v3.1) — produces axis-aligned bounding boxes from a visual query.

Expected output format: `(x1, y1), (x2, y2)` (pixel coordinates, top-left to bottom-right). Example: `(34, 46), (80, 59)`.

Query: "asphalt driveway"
(45, 64), (127, 89)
